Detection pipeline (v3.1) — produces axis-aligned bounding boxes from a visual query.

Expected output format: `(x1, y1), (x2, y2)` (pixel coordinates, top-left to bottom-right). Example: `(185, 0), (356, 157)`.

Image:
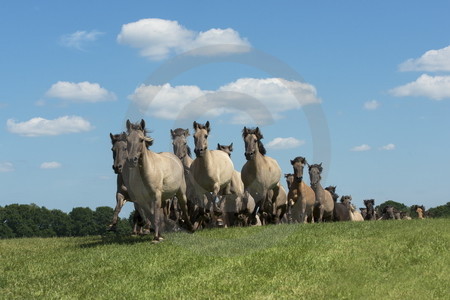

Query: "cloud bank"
(389, 74), (450, 100)
(7, 116), (94, 137)
(128, 78), (321, 124)
(380, 143), (396, 151)
(0, 162), (14, 173)
(40, 162), (62, 169)
(60, 30), (103, 50)
(364, 100), (380, 110)
(399, 45), (450, 72)
(351, 144), (371, 152)
(45, 81), (117, 103)
(266, 137), (305, 150)
(117, 18), (251, 60)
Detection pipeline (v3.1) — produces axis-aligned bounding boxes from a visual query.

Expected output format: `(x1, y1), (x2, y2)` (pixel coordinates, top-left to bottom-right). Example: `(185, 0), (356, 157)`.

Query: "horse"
(325, 186), (339, 203)
(217, 143), (257, 227)
(170, 128), (203, 226)
(412, 205), (425, 219)
(363, 199), (377, 220)
(334, 195), (352, 222)
(109, 132), (150, 234)
(190, 121), (234, 226)
(108, 132), (130, 231)
(308, 163), (334, 222)
(287, 157), (315, 223)
(125, 119), (193, 242)
(241, 127), (282, 224)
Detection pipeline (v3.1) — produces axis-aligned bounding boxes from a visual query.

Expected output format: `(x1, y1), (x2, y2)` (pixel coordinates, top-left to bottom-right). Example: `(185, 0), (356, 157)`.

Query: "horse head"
(126, 119), (153, 168)
(110, 132), (127, 174)
(308, 163), (323, 186)
(217, 143), (233, 157)
(193, 121), (211, 158)
(171, 128), (191, 159)
(242, 127), (266, 160)
(290, 156), (307, 182)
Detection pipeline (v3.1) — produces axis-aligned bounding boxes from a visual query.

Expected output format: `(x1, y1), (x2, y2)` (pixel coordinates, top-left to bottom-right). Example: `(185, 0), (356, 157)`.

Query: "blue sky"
(1, 0), (450, 217)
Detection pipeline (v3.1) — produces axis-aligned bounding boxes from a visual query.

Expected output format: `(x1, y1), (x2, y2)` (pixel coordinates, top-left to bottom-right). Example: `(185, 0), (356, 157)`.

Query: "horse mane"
(170, 128), (191, 157)
(110, 132), (127, 145)
(242, 127), (266, 155)
(309, 163), (323, 173)
(171, 128), (189, 137)
(292, 156), (307, 164)
(127, 121), (153, 147)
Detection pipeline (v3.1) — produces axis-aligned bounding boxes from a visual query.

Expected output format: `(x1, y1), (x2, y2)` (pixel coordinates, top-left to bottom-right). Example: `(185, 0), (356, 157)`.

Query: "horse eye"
(205, 135), (208, 139)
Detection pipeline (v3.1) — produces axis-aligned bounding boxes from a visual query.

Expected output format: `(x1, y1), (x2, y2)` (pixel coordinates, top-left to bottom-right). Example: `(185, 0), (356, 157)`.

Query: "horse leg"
(149, 194), (161, 243)
(300, 198), (308, 224)
(108, 192), (127, 231)
(176, 189), (194, 232)
(318, 204), (324, 222)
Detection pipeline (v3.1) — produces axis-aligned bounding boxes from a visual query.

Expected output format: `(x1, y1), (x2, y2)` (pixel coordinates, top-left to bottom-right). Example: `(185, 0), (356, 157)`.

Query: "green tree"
(49, 209), (72, 237)
(94, 206), (114, 235)
(427, 202), (450, 218)
(69, 207), (96, 236)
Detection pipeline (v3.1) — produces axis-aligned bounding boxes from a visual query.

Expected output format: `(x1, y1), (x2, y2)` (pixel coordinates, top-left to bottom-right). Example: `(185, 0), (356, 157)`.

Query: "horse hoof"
(151, 238), (160, 244)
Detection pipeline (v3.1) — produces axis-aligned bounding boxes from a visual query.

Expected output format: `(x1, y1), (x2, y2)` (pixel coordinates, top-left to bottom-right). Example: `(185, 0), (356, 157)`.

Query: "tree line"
(1, 201), (450, 239)
(0, 204), (132, 239)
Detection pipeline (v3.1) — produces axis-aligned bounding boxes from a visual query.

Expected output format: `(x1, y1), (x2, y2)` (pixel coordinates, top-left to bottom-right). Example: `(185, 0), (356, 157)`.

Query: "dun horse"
(241, 127), (282, 224)
(217, 143), (256, 226)
(287, 157), (315, 223)
(108, 132), (130, 230)
(190, 121), (234, 225)
(308, 163), (334, 222)
(125, 120), (193, 242)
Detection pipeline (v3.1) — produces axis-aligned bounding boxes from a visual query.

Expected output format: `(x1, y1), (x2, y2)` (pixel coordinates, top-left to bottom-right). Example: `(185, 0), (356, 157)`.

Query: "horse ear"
(110, 133), (114, 141)
(205, 121), (210, 132)
(140, 119), (146, 130)
(217, 143), (221, 150)
(290, 159), (295, 165)
(193, 121), (198, 130)
(229, 143), (233, 152)
(170, 129), (175, 138)
(255, 127), (264, 139)
(126, 119), (132, 132)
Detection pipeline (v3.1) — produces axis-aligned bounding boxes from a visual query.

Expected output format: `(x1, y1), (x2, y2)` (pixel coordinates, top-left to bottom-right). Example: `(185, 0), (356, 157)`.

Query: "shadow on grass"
(78, 233), (153, 248)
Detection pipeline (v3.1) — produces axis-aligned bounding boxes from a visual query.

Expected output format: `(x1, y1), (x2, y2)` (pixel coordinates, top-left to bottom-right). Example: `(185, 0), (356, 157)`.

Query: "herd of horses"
(108, 119), (425, 242)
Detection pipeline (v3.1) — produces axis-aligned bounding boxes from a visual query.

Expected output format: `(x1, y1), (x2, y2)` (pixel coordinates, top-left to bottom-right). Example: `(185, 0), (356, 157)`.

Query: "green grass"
(1, 219), (449, 299)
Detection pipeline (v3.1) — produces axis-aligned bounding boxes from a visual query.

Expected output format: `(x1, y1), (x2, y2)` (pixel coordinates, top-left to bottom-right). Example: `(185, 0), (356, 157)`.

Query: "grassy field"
(1, 219), (449, 299)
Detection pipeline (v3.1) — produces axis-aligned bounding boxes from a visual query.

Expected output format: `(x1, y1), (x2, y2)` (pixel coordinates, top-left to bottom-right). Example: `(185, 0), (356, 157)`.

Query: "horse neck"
(140, 147), (157, 170)
(247, 150), (265, 171)
(181, 155), (193, 168)
(196, 149), (214, 169)
(311, 181), (323, 193)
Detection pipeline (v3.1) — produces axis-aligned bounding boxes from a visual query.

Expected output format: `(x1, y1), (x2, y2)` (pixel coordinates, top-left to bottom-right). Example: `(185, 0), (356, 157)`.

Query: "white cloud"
(0, 162), (14, 173)
(399, 45), (450, 72)
(40, 161), (62, 169)
(128, 78), (321, 124)
(351, 144), (371, 152)
(45, 81), (117, 103)
(380, 143), (395, 151)
(117, 18), (250, 60)
(60, 30), (103, 50)
(7, 116), (94, 137)
(266, 137), (305, 150)
(364, 100), (380, 110)
(389, 74), (450, 100)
